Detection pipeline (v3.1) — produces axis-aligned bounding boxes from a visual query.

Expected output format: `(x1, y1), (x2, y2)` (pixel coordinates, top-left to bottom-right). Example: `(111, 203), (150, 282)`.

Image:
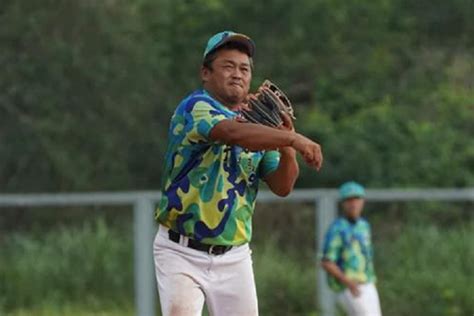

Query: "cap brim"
(342, 194), (364, 200)
(209, 33), (255, 57)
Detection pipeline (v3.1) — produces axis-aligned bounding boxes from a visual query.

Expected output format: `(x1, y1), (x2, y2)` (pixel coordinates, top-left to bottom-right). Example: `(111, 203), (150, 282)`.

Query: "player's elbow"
(266, 173), (297, 197)
(271, 184), (293, 197)
(270, 189), (289, 197)
(321, 259), (332, 271)
(278, 187), (293, 197)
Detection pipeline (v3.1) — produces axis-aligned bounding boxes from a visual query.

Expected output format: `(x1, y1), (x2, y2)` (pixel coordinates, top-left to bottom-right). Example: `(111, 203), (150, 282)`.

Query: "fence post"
(316, 194), (337, 316)
(134, 197), (157, 316)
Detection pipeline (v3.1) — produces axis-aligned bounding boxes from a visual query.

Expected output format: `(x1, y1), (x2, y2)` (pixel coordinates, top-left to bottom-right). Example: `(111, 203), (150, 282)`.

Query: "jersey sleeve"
(258, 150), (281, 178)
(366, 221), (374, 258)
(186, 100), (229, 143)
(322, 223), (342, 262)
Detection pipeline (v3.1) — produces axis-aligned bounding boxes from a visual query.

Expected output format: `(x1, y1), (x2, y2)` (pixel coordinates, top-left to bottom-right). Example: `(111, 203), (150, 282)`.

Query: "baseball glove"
(241, 80), (295, 128)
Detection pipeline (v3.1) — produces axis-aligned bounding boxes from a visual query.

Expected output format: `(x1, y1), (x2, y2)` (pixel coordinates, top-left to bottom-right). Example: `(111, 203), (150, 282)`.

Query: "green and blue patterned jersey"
(156, 89), (280, 246)
(322, 217), (376, 292)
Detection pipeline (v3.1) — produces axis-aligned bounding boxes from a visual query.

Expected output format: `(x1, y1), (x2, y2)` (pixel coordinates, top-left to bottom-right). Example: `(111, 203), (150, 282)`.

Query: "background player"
(321, 181), (382, 316)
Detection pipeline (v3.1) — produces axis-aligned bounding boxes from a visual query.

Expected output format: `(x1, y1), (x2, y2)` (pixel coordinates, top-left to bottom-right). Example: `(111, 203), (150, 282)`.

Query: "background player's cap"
(339, 181), (365, 200)
(203, 31), (255, 59)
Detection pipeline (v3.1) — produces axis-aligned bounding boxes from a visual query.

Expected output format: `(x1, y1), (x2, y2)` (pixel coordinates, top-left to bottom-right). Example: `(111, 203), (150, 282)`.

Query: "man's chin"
(224, 92), (246, 105)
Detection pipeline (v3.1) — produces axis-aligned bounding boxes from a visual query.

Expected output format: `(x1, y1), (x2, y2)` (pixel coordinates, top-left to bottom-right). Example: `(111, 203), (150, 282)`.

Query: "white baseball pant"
(337, 282), (382, 316)
(153, 225), (259, 316)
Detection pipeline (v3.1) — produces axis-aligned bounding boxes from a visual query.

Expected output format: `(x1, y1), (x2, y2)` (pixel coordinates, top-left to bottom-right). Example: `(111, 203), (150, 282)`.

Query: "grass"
(0, 216), (473, 316)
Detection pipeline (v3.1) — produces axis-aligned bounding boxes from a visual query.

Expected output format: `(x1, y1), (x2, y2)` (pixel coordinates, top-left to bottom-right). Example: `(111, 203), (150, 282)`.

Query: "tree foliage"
(1, 0), (473, 192)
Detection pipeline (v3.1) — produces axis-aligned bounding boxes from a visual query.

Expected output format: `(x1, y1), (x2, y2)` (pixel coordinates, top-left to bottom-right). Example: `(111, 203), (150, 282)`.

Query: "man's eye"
(241, 68), (249, 73)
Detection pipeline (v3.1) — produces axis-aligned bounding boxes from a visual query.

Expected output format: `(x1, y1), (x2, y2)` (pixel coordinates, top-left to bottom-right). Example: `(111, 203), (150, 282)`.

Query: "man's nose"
(231, 68), (243, 79)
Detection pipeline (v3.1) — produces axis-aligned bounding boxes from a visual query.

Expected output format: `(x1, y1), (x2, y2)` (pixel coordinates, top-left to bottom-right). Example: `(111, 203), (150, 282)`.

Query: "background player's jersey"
(156, 89), (280, 246)
(322, 217), (376, 292)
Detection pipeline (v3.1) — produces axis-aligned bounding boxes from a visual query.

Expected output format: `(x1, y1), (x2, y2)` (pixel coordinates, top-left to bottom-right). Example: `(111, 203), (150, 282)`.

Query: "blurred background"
(0, 0), (473, 315)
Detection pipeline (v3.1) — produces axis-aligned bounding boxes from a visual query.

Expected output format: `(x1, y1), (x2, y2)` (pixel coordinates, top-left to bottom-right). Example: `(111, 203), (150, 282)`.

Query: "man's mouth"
(230, 82), (243, 88)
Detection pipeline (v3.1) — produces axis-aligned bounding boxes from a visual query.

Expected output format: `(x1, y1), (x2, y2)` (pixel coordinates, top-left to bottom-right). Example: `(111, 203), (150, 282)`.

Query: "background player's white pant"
(153, 225), (259, 316)
(337, 282), (382, 316)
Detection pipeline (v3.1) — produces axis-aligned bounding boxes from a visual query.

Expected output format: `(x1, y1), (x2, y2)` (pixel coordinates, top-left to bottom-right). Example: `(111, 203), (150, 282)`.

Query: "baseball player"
(321, 181), (382, 316)
(153, 31), (323, 316)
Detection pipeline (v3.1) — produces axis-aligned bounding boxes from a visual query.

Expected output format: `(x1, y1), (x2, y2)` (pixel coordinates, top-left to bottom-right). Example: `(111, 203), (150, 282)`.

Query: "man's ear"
(200, 66), (211, 84)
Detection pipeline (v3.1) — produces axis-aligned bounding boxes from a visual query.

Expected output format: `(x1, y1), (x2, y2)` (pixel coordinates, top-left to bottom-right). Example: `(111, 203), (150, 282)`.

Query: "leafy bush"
(0, 219), (133, 311)
(1, 217), (472, 315)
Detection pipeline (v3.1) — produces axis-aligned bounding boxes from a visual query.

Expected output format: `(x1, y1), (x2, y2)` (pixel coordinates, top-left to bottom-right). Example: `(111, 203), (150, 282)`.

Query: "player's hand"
(291, 133), (323, 171)
(239, 94), (253, 111)
(347, 280), (361, 297)
(278, 111), (295, 132)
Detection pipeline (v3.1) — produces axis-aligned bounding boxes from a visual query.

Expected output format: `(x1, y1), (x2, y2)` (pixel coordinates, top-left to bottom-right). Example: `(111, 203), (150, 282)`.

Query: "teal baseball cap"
(203, 31), (255, 59)
(339, 181), (365, 200)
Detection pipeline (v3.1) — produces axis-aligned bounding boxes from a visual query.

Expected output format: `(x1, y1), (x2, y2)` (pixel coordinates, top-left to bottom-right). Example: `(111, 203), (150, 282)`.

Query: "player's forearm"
(264, 148), (299, 196)
(321, 260), (352, 287)
(210, 120), (296, 151)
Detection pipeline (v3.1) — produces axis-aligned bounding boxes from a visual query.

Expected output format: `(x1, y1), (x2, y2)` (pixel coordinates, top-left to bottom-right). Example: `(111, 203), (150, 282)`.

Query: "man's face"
(201, 49), (252, 107)
(342, 197), (365, 220)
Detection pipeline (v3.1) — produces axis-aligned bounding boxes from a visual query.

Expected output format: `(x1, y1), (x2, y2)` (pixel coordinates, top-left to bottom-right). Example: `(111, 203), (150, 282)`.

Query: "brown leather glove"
(241, 80), (295, 127)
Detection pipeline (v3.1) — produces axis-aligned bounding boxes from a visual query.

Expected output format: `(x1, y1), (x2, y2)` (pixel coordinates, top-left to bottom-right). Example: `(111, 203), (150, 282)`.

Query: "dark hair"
(202, 41), (254, 70)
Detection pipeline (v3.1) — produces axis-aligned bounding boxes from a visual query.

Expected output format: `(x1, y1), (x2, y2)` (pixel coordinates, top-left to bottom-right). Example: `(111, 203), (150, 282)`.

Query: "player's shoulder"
(357, 217), (371, 229)
(328, 217), (347, 231)
(359, 217), (370, 225)
(176, 89), (220, 113)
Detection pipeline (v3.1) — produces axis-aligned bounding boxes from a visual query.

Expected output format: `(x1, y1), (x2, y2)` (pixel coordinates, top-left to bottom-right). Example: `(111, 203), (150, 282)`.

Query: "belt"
(168, 229), (233, 255)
